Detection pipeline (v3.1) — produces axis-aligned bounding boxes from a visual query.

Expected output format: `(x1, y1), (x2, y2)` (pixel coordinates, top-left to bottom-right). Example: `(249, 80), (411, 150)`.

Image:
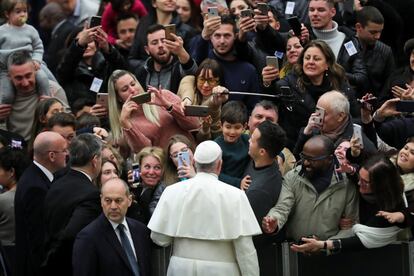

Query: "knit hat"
(404, 38), (414, 56)
(194, 140), (222, 164)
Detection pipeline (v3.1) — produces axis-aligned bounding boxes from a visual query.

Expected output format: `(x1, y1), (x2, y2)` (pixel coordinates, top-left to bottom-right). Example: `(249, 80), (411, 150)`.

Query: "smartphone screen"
(132, 163), (140, 183)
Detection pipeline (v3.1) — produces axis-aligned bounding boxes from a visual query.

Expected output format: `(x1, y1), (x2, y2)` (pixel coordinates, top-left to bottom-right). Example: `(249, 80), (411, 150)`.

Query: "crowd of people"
(0, 0), (414, 275)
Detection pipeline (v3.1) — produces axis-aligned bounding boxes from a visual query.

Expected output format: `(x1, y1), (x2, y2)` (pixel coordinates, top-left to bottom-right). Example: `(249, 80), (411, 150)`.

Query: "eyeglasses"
(48, 149), (69, 155)
(197, 77), (219, 86)
(299, 152), (330, 162)
(170, 147), (189, 159)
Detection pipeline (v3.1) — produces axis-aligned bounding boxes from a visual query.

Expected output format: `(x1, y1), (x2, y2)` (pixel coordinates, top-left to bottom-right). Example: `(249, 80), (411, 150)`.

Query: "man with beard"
(262, 135), (358, 242)
(355, 6), (395, 99)
(190, 15), (261, 111)
(133, 24), (197, 93)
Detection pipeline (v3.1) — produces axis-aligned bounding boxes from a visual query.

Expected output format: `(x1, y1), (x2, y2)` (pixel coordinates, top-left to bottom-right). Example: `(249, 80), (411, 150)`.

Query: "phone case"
(241, 9), (253, 18)
(89, 16), (102, 28)
(208, 7), (219, 17)
(266, 56), (278, 69)
(257, 3), (268, 15)
(313, 107), (325, 125)
(96, 93), (108, 107)
(177, 151), (190, 167)
(131, 93), (151, 105)
(165, 24), (176, 40)
(184, 105), (210, 117)
(353, 124), (364, 147)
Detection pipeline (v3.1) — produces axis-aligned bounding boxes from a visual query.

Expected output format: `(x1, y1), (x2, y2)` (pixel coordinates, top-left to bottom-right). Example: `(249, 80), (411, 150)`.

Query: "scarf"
(352, 223), (402, 248)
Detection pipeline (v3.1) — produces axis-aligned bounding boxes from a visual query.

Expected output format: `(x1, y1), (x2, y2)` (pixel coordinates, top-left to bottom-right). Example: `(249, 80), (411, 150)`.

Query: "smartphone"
(353, 124), (364, 148)
(313, 107), (325, 125)
(131, 93), (151, 105)
(164, 24), (176, 41)
(208, 6), (219, 17)
(257, 3), (269, 15)
(89, 16), (102, 28)
(184, 105), (210, 117)
(132, 163), (140, 183)
(266, 56), (279, 70)
(358, 96), (377, 104)
(96, 93), (108, 108)
(396, 100), (414, 113)
(287, 16), (302, 37)
(177, 151), (190, 168)
(240, 9), (254, 18)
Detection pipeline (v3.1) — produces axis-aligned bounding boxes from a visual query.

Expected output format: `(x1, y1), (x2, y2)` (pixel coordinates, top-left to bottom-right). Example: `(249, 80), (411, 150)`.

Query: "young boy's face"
(222, 121), (245, 143)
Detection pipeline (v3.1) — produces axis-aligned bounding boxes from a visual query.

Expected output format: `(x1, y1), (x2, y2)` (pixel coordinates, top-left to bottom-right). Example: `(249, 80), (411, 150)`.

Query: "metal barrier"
(281, 241), (414, 276)
(151, 241), (414, 276)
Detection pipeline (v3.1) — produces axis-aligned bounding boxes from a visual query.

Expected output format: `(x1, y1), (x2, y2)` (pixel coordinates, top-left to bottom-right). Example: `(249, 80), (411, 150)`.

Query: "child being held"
(215, 100), (251, 188)
(0, 0), (54, 104)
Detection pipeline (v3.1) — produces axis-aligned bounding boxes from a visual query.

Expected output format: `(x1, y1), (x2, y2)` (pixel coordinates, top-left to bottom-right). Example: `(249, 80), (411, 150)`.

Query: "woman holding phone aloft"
(107, 70), (200, 153)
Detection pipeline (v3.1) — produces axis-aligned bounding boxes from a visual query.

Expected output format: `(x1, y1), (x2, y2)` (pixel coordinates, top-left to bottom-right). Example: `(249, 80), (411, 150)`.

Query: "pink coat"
(123, 91), (200, 153)
(101, 0), (148, 45)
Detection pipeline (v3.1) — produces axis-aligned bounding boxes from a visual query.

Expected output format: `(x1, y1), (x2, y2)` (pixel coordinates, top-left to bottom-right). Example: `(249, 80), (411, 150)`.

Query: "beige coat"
(267, 165), (359, 241)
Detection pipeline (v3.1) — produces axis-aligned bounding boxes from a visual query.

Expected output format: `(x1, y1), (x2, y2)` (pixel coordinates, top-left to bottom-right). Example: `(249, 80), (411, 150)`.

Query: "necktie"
(118, 224), (140, 276)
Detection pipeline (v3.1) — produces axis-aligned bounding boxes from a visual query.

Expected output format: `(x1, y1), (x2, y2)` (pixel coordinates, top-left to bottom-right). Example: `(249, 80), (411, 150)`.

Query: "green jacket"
(267, 165), (359, 241)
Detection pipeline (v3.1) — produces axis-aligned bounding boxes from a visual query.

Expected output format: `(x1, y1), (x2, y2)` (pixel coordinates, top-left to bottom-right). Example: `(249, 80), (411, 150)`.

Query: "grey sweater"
(0, 23), (44, 65)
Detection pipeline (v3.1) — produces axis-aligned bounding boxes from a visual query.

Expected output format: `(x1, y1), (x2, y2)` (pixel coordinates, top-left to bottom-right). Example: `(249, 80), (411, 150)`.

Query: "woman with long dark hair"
(262, 40), (358, 150)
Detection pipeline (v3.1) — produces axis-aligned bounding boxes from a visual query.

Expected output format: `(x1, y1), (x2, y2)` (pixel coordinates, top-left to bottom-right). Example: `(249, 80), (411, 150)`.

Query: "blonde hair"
(136, 146), (165, 172)
(107, 70), (160, 142)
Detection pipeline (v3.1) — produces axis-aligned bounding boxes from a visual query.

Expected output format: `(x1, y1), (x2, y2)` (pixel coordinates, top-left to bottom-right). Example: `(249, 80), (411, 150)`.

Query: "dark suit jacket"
(14, 162), (52, 276)
(44, 19), (76, 75)
(43, 169), (101, 276)
(73, 214), (151, 276)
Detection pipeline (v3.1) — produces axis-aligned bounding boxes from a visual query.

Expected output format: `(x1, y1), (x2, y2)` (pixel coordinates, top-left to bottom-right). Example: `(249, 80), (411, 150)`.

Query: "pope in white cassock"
(148, 140), (262, 276)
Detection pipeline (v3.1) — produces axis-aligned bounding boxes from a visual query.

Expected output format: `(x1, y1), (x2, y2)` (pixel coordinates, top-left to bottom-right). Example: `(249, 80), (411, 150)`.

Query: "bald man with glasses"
(262, 135), (359, 242)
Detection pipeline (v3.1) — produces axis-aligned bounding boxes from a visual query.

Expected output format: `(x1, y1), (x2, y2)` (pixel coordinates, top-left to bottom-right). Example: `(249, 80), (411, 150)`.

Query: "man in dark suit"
(73, 178), (152, 276)
(39, 2), (75, 75)
(43, 133), (102, 276)
(14, 131), (68, 276)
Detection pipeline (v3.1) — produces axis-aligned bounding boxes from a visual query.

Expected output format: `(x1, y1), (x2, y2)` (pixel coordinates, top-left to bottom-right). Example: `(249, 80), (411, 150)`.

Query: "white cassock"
(148, 172), (262, 276)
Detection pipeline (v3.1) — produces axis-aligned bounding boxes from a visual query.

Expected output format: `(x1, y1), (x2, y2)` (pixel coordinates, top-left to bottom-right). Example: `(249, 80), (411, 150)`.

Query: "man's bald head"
(39, 2), (66, 30)
(304, 135), (335, 156)
(101, 178), (132, 223)
(33, 131), (68, 172)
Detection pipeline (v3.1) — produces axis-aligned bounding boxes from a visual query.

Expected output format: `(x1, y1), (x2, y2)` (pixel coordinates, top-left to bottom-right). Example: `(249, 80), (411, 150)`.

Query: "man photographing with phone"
(132, 24), (197, 94)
